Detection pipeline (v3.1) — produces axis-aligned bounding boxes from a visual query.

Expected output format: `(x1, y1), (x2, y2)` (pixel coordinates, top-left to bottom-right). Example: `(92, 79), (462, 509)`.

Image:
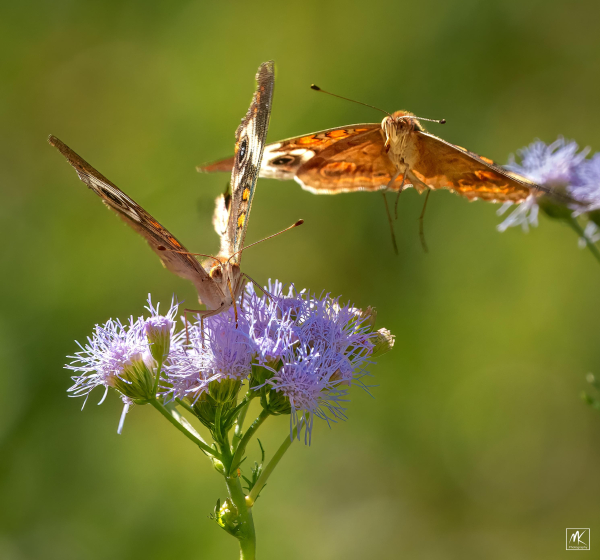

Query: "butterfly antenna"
(311, 85), (392, 117)
(226, 220), (304, 265)
(407, 115), (446, 125)
(157, 246), (221, 266)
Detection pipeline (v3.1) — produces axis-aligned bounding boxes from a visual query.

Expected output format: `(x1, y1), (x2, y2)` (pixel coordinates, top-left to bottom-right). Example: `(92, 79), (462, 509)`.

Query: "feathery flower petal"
(498, 138), (589, 231)
(569, 154), (600, 212)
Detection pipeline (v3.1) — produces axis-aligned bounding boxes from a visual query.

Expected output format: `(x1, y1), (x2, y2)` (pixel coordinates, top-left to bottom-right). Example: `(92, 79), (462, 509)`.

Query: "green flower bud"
(371, 328), (395, 358)
(111, 352), (156, 403)
(209, 378), (242, 404)
(260, 386), (292, 415)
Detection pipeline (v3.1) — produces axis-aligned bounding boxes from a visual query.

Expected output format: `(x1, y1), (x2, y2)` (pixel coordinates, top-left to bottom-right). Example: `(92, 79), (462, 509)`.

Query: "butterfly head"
(381, 111), (423, 153)
(209, 258), (241, 286)
(208, 258), (244, 306)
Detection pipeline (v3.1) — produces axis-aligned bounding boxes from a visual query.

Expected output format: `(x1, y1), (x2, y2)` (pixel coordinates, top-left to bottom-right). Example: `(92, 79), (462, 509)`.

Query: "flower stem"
(150, 399), (220, 459)
(224, 474), (256, 560)
(228, 408), (270, 475)
(232, 393), (255, 451)
(246, 420), (303, 506)
(152, 361), (163, 397)
(565, 216), (600, 264)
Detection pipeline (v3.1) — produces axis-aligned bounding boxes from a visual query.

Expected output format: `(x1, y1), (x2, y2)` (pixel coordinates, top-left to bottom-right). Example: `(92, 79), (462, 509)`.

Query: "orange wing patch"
(409, 132), (532, 203)
(237, 212), (246, 229)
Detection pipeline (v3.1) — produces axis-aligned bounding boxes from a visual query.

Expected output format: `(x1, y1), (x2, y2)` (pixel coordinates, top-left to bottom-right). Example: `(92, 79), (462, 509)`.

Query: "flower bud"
(371, 328), (395, 358)
(250, 364), (277, 388)
(208, 378), (241, 404)
(357, 306), (377, 330)
(260, 387), (292, 415)
(191, 391), (234, 428)
(111, 351), (156, 402)
(144, 316), (173, 364)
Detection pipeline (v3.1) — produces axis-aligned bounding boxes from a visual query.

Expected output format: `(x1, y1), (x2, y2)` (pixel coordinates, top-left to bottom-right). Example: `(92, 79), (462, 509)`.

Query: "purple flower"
(569, 154), (600, 212)
(506, 138), (588, 187)
(497, 138), (590, 232)
(66, 296), (182, 432)
(243, 280), (299, 364)
(67, 317), (149, 401)
(164, 308), (254, 404)
(68, 285), (395, 441)
(256, 289), (386, 441)
(66, 315), (154, 433)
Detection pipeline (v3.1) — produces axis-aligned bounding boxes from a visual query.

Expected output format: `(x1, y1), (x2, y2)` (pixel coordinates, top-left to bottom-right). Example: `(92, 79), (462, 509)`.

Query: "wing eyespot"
(271, 155), (296, 166)
(238, 137), (248, 163)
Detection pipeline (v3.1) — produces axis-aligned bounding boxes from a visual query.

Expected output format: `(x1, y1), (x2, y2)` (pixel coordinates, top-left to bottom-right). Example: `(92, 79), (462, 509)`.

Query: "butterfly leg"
(243, 273), (275, 302)
(392, 166), (410, 219)
(418, 189), (432, 253)
(183, 307), (224, 346)
(381, 193), (399, 255)
(226, 277), (239, 328)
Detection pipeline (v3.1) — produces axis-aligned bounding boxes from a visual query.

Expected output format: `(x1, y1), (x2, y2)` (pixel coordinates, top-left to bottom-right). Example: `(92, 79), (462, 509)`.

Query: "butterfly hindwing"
(202, 124), (390, 193)
(226, 60), (275, 262)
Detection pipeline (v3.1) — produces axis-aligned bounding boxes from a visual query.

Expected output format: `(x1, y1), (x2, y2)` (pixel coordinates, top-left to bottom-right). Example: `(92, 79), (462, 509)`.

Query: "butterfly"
(50, 60), (275, 324)
(199, 103), (547, 204)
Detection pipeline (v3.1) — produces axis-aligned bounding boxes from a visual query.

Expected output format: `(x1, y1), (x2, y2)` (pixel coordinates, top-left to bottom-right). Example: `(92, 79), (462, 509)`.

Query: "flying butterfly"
(50, 61), (276, 325)
(200, 86), (553, 204)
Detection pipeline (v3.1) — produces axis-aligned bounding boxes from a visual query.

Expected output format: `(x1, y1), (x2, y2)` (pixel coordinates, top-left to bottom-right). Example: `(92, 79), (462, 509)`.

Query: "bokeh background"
(2, 1), (600, 558)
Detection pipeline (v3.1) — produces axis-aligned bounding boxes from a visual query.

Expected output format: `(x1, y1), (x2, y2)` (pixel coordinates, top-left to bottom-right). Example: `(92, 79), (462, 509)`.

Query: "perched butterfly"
(200, 88), (548, 204)
(50, 60), (275, 324)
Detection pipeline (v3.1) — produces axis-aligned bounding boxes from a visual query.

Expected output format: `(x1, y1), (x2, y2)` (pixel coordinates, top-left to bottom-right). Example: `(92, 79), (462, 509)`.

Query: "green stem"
(150, 399), (220, 459)
(565, 216), (600, 264)
(232, 394), (255, 451)
(224, 474), (256, 560)
(228, 409), (270, 476)
(247, 419), (304, 506)
(152, 361), (163, 397)
(215, 403), (224, 445)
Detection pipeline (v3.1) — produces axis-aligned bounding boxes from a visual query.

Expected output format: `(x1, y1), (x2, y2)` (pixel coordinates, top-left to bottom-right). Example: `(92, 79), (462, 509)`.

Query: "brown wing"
(200, 124), (405, 194)
(295, 127), (402, 194)
(226, 61), (275, 263)
(48, 135), (218, 300)
(406, 131), (541, 203)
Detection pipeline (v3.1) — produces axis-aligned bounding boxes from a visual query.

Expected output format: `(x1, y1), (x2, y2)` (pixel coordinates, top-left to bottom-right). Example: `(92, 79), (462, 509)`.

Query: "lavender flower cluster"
(497, 137), (600, 239)
(66, 282), (394, 439)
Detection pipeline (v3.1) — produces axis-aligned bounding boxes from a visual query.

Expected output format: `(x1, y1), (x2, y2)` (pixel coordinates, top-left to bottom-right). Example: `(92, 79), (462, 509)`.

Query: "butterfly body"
(201, 108), (544, 204)
(51, 61), (274, 319)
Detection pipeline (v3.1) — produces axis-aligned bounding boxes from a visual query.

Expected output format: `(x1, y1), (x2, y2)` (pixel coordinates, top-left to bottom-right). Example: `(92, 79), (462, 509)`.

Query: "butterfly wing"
(293, 126), (404, 193)
(225, 60), (275, 263)
(406, 131), (542, 203)
(48, 135), (222, 304)
(201, 124), (405, 194)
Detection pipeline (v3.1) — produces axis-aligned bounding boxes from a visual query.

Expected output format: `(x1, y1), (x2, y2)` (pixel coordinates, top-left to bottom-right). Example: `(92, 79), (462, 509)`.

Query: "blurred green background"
(2, 1), (600, 558)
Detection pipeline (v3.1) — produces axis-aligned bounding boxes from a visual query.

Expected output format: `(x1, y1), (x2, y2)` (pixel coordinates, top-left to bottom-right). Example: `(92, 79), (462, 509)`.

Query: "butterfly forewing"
(47, 135), (223, 304)
(408, 131), (540, 202)
(226, 60), (275, 262)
